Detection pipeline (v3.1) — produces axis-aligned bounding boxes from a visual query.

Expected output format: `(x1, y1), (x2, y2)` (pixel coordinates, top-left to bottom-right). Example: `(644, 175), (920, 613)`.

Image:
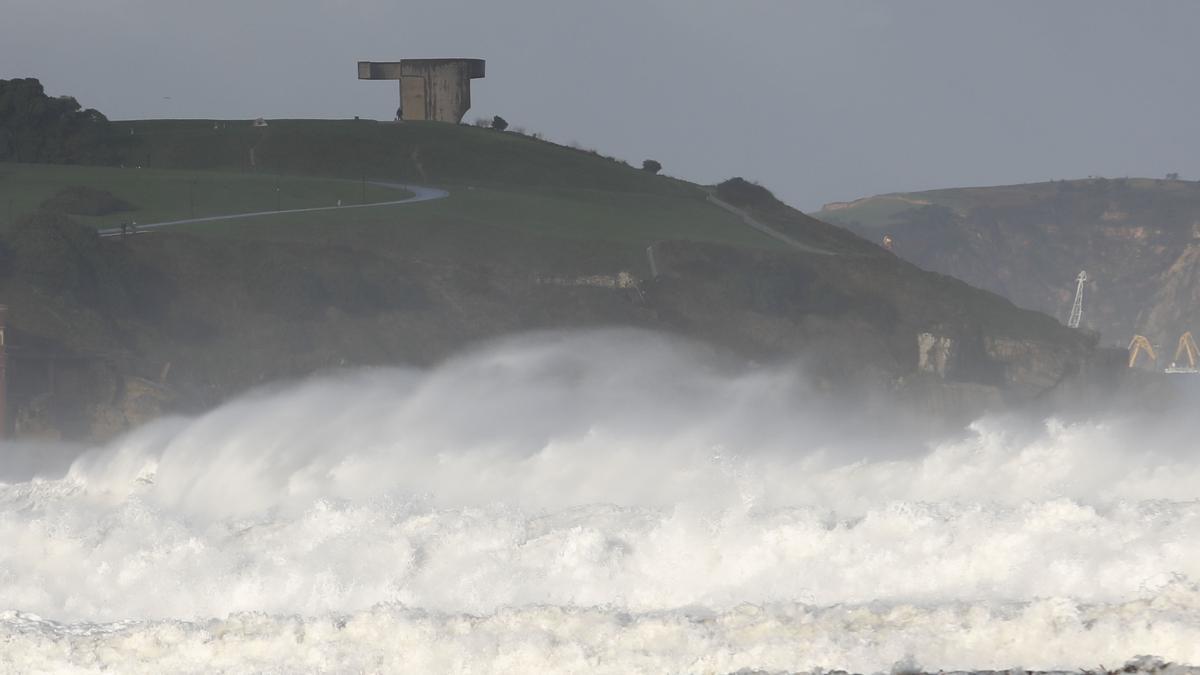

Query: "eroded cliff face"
(818, 178), (1200, 351)
(1144, 239), (1200, 350)
(0, 228), (1097, 440)
(912, 330), (1081, 399)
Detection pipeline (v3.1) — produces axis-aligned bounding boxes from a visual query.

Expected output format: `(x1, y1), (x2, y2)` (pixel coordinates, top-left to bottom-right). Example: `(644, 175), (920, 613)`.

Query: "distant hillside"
(816, 178), (1200, 350)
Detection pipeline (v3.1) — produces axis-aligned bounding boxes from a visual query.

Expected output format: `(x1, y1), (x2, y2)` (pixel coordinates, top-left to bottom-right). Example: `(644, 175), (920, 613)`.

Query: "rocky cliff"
(817, 178), (1200, 353)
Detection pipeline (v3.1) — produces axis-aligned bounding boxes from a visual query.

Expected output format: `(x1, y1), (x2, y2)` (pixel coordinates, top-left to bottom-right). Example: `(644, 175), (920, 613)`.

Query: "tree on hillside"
(641, 159), (662, 174)
(0, 78), (116, 163)
(491, 116), (509, 132)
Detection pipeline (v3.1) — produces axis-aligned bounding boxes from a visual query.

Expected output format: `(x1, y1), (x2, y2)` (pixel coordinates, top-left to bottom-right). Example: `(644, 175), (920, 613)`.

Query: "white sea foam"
(4, 599), (1200, 675)
(2, 330), (1199, 673)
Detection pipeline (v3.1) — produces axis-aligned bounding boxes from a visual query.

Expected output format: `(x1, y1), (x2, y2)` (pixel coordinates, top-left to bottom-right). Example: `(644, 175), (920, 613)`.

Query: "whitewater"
(3, 329), (1200, 674)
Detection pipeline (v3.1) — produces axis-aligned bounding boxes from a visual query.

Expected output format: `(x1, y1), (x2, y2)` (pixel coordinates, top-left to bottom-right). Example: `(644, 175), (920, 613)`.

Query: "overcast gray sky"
(4, 0), (1199, 210)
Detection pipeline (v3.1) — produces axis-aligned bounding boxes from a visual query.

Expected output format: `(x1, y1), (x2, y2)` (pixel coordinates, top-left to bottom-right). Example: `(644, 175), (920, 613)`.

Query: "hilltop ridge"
(111, 118), (698, 198)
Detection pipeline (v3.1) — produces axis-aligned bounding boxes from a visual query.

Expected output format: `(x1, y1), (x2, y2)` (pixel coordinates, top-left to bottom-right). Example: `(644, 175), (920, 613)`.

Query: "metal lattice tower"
(1068, 270), (1088, 328)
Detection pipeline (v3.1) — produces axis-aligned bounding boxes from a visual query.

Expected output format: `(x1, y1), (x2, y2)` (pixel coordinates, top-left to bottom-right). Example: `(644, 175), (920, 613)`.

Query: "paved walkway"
(706, 194), (836, 256)
(99, 182), (448, 238)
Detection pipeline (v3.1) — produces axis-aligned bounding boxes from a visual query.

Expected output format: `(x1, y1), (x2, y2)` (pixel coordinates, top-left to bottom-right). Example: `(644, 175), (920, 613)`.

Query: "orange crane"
(1128, 335), (1157, 369)
(1165, 331), (1199, 374)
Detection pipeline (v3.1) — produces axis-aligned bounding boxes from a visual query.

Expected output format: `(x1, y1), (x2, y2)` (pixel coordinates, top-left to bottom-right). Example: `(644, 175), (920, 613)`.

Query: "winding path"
(98, 182), (448, 238)
(706, 194), (837, 256)
(97, 180), (832, 260)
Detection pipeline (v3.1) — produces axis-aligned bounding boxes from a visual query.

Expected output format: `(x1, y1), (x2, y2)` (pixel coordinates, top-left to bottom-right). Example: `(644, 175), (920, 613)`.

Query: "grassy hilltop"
(111, 118), (694, 196)
(101, 118), (856, 255)
(0, 163), (408, 230)
(0, 107), (1099, 438)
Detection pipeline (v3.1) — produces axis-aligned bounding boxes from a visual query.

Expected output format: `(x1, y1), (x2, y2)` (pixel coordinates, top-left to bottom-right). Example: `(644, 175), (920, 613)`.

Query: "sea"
(2, 330), (1199, 674)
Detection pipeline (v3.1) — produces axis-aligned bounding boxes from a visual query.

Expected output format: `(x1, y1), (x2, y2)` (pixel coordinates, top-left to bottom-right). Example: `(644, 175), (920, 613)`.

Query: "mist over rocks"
(55, 328), (1194, 520)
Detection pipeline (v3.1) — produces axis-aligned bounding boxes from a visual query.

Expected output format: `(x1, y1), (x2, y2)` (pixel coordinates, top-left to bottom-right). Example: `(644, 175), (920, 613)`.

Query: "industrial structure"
(1067, 271), (1087, 329)
(358, 59), (486, 123)
(1126, 331), (1200, 374)
(1128, 335), (1156, 369)
(1165, 331), (1199, 374)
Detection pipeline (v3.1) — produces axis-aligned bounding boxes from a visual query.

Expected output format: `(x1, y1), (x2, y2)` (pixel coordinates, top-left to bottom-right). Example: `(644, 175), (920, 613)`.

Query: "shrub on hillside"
(40, 186), (134, 216)
(2, 210), (167, 322)
(6, 211), (105, 299)
(491, 116), (509, 132)
(715, 177), (786, 212)
(2, 210), (150, 312)
(641, 159), (662, 175)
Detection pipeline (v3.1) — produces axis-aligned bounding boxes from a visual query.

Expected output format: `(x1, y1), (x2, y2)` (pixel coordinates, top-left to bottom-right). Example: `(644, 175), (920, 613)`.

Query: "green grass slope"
(0, 162), (407, 231)
(174, 186), (778, 278)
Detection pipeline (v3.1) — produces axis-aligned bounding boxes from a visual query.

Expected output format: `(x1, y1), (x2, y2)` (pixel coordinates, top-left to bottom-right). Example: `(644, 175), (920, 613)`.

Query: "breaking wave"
(2, 330), (1200, 674)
